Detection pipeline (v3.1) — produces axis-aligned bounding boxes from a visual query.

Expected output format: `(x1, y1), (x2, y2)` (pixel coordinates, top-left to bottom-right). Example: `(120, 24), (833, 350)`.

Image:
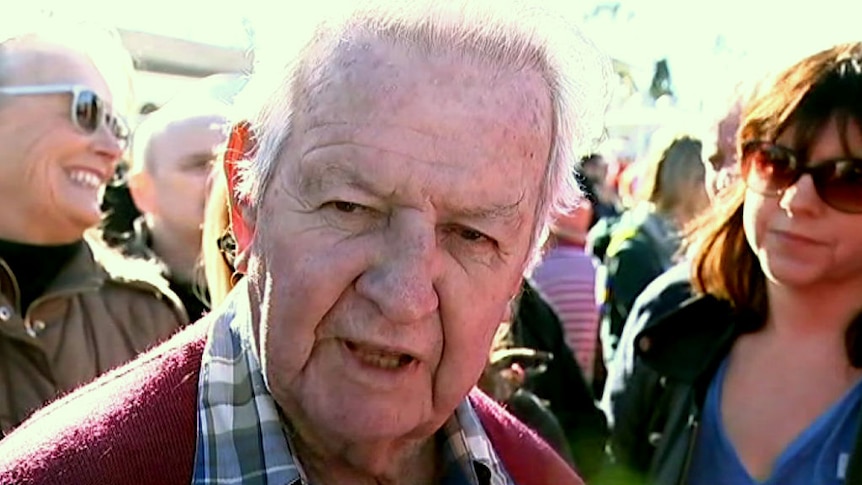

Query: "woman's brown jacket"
(0, 235), (188, 435)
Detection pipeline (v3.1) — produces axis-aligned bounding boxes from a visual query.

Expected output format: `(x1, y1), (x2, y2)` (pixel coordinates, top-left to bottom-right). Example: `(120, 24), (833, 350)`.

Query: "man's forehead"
(162, 114), (228, 136)
(276, 35), (553, 211)
(301, 36), (551, 123)
(150, 115), (227, 157)
(291, 40), (552, 181)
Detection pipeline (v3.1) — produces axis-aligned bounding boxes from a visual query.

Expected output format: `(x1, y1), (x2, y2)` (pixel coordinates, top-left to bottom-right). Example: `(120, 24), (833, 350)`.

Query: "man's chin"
(298, 397), (438, 446)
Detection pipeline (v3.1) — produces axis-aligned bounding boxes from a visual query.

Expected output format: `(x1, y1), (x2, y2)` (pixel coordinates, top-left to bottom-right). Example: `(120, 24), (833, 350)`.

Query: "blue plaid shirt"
(191, 282), (514, 485)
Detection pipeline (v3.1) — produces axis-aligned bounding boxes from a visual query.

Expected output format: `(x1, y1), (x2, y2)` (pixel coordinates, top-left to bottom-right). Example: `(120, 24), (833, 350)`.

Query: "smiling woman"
(0, 11), (187, 438)
(0, 39), (128, 243)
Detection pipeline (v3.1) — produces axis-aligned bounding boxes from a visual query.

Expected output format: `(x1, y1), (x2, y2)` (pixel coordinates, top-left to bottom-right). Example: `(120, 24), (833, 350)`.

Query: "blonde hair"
(201, 163), (236, 307)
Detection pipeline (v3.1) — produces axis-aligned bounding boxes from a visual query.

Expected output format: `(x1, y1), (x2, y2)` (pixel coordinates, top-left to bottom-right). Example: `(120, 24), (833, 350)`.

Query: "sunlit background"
(22, 0), (862, 147)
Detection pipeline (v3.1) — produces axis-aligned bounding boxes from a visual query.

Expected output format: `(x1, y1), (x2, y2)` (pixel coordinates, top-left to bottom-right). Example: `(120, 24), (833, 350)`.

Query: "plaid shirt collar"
(191, 282), (514, 485)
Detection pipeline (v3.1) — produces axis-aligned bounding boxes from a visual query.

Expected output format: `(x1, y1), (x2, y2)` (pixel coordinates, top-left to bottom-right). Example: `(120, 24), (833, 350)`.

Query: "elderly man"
(0, 17), (187, 435)
(122, 95), (231, 321)
(0, 2), (611, 484)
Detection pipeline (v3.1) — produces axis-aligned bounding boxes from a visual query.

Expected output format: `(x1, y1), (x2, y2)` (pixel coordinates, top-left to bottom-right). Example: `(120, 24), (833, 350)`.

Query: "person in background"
(579, 153), (619, 227)
(531, 203), (599, 385)
(478, 319), (575, 467)
(600, 42), (862, 485)
(0, 14), (187, 435)
(509, 279), (609, 481)
(0, 1), (613, 483)
(99, 160), (142, 241)
(595, 133), (709, 365)
(121, 95), (231, 321)
(599, 91), (745, 414)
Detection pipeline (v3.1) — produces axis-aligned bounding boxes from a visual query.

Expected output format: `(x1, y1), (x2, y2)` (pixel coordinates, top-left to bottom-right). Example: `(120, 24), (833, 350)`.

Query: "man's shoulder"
(0, 319), (210, 484)
(469, 389), (584, 485)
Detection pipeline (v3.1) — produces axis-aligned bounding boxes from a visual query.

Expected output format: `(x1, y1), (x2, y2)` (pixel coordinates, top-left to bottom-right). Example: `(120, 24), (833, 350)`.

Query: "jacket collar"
(46, 238), (106, 294)
(634, 294), (745, 384)
(0, 239), (104, 311)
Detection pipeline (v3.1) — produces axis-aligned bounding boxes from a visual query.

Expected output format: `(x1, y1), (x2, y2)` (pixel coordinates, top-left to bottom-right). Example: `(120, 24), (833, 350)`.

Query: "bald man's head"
(131, 101), (229, 176)
(128, 100), (229, 252)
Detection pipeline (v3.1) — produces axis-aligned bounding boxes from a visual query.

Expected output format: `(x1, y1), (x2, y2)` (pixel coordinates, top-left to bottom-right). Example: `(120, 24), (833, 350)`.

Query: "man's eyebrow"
(186, 150), (219, 160)
(449, 192), (526, 225)
(297, 162), (385, 197)
(297, 161), (526, 225)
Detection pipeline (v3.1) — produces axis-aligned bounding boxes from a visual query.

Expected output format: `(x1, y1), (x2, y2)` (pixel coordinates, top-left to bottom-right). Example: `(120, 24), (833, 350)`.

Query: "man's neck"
(293, 431), (439, 485)
(146, 218), (201, 283)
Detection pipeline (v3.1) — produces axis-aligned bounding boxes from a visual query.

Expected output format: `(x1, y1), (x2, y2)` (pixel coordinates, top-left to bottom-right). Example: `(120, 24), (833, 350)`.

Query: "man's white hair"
(235, 0), (613, 258)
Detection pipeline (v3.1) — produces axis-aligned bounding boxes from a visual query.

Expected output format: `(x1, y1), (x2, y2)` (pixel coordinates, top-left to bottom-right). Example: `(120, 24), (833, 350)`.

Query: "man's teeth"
(351, 344), (413, 369)
(359, 352), (403, 369)
(69, 170), (102, 188)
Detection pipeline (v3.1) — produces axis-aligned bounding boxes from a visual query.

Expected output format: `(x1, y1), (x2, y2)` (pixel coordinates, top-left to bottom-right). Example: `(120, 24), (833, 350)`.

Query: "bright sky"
(21, 0), (862, 113)
(582, 0), (862, 106)
(32, 0), (252, 49)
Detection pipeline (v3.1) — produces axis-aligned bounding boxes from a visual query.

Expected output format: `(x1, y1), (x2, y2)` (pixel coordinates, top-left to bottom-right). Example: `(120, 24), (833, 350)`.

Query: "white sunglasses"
(0, 84), (129, 148)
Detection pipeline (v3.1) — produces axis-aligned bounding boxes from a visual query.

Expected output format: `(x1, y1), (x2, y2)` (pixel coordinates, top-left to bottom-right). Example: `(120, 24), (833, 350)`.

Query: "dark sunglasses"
(0, 84), (129, 148)
(741, 140), (862, 213)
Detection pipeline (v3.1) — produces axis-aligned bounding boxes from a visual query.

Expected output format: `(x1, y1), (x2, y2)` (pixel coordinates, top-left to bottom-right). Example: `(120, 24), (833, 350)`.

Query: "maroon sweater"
(0, 319), (584, 485)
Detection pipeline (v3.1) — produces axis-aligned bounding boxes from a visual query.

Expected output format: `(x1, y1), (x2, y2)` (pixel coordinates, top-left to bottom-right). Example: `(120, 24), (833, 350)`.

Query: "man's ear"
(127, 171), (155, 215)
(223, 121), (259, 271)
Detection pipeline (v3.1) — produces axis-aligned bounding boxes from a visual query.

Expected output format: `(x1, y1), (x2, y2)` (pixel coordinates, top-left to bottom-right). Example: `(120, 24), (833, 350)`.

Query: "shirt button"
(0, 306), (11, 321)
(638, 336), (652, 353)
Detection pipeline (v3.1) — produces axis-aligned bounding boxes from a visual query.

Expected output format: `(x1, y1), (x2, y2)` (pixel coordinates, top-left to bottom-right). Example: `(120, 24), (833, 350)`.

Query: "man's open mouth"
(345, 340), (416, 370)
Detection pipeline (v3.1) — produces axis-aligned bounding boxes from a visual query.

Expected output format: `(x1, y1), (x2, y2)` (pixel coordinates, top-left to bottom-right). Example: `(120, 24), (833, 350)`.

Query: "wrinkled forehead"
(147, 114), (229, 165)
(161, 114), (230, 140)
(297, 35), (552, 130)
(269, 37), (554, 232)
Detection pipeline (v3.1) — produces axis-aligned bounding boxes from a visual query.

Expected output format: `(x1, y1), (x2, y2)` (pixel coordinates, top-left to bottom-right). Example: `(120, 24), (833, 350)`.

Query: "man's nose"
(355, 225), (440, 324)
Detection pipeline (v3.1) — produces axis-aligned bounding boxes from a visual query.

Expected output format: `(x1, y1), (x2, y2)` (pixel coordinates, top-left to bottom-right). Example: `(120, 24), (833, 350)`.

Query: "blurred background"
(25, 0), (862, 144)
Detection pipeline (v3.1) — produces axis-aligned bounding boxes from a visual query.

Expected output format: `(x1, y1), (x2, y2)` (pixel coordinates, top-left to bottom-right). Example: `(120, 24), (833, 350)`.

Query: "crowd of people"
(0, 2), (860, 484)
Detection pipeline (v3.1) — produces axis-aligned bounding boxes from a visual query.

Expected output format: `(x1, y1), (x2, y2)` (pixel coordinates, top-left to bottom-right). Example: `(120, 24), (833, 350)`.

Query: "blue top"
(687, 358), (862, 485)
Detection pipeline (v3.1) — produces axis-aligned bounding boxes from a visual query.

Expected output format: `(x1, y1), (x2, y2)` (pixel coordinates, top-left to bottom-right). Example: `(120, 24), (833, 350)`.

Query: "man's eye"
(459, 228), (487, 242)
(321, 201), (382, 233)
(332, 201), (363, 213)
(454, 227), (498, 248)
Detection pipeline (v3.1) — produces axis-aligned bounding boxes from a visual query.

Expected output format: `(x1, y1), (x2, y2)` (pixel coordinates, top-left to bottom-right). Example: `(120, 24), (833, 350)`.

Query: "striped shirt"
(530, 244), (599, 384)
